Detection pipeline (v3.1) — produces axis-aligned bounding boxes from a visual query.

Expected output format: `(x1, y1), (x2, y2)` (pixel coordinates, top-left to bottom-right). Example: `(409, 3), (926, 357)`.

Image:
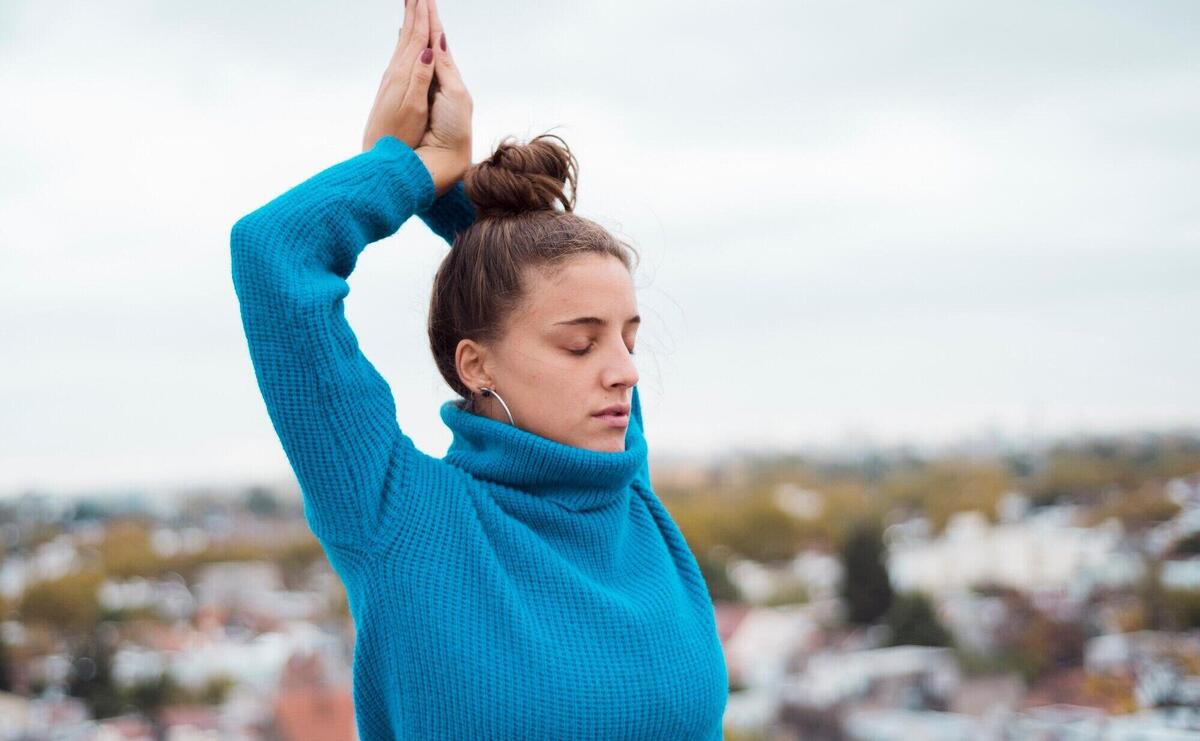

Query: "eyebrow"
(553, 315), (641, 327)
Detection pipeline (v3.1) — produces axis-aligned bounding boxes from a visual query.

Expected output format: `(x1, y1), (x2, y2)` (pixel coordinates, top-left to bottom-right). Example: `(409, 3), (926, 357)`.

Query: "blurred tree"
(763, 580), (809, 608)
(126, 671), (186, 728)
(694, 550), (740, 603)
(715, 493), (808, 563)
(885, 592), (951, 647)
(839, 522), (893, 625)
(277, 535), (327, 590)
(199, 674), (236, 705)
(1171, 532), (1200, 557)
(67, 634), (122, 719)
(1085, 481), (1180, 531)
(19, 569), (104, 634)
(0, 635), (10, 693)
(778, 700), (847, 741)
(1163, 589), (1200, 630)
(0, 592), (8, 692)
(668, 491), (810, 565)
(99, 519), (166, 579)
(880, 459), (1011, 534)
(244, 486), (280, 517)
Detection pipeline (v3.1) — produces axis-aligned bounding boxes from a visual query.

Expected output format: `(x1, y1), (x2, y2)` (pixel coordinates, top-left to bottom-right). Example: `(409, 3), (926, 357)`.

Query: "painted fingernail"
(440, 33), (447, 51)
(420, 47), (433, 64)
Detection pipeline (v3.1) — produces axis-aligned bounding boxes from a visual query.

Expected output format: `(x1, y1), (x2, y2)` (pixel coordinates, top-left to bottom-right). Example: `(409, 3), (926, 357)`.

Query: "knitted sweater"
(229, 135), (729, 739)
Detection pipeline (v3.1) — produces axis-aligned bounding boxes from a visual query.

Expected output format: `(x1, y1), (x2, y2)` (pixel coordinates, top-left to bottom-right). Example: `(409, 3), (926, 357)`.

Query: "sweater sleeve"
(417, 179), (477, 244)
(229, 135), (443, 550)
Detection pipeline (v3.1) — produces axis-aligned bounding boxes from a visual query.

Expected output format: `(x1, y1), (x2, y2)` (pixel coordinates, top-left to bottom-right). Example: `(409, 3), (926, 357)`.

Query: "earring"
(479, 386), (516, 425)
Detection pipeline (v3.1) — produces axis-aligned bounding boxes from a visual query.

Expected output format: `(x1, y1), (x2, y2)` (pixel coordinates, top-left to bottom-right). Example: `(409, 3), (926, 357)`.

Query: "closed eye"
(567, 342), (636, 356)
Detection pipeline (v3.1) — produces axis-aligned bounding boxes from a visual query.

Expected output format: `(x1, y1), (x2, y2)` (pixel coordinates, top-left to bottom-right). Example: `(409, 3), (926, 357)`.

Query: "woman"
(229, 0), (729, 737)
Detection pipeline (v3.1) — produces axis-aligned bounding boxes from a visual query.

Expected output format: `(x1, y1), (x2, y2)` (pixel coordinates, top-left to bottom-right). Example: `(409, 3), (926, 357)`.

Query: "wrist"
(415, 147), (470, 199)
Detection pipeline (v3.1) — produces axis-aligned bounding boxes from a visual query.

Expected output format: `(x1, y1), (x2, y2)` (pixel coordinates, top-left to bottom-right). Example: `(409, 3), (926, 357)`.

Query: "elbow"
(230, 212), (263, 272)
(228, 211), (304, 311)
(229, 211), (282, 287)
(229, 212), (290, 307)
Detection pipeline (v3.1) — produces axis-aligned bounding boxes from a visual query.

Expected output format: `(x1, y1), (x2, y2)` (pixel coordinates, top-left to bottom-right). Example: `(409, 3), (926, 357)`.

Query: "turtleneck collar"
(440, 386), (648, 512)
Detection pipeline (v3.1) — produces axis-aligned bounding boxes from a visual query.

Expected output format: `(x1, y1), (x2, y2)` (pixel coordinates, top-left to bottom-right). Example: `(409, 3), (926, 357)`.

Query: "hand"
(414, 0), (473, 197)
(361, 0), (437, 152)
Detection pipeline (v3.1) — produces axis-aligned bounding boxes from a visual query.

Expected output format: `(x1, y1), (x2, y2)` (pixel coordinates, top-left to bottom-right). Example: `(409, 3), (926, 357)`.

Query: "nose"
(602, 338), (639, 390)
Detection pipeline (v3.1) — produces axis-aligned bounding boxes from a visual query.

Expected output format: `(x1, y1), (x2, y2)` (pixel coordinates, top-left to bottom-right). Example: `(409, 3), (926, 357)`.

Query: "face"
(456, 253), (640, 452)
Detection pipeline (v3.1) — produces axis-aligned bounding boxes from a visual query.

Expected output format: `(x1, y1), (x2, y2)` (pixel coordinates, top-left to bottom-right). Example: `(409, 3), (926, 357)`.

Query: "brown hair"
(427, 132), (640, 400)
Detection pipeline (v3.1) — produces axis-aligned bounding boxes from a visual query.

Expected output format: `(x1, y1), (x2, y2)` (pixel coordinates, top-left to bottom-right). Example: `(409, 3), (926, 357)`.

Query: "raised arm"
(230, 0), (472, 550)
(230, 137), (445, 549)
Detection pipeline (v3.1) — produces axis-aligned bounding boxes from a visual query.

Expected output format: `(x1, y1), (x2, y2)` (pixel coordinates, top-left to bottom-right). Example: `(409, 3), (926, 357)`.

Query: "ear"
(454, 338), (493, 394)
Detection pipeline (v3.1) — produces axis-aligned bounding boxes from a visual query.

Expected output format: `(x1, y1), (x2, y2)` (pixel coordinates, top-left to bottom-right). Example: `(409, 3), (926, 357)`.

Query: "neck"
(440, 388), (648, 513)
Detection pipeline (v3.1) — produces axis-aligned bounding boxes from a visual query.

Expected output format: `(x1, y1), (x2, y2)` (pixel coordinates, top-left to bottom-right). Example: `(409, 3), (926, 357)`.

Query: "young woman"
(229, 0), (728, 737)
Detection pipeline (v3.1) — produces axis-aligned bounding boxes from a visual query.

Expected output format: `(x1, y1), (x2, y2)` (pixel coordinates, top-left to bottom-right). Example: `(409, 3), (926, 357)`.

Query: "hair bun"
(464, 133), (578, 219)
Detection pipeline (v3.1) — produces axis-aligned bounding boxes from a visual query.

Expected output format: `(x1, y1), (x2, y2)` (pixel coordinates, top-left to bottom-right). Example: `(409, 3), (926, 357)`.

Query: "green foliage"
(762, 580), (809, 608)
(1163, 589), (1200, 630)
(667, 491), (810, 565)
(0, 633), (11, 692)
(125, 671), (187, 715)
(839, 521), (893, 625)
(715, 493), (809, 564)
(879, 459), (1012, 534)
(1172, 532), (1200, 557)
(199, 674), (236, 705)
(1029, 436), (1200, 506)
(694, 550), (740, 603)
(277, 535), (327, 589)
(1080, 481), (1180, 532)
(19, 569), (104, 633)
(97, 519), (166, 579)
(67, 634), (122, 720)
(885, 592), (950, 647)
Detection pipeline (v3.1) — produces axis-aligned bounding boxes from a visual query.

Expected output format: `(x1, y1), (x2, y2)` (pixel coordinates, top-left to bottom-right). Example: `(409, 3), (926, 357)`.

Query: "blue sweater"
(229, 135), (729, 739)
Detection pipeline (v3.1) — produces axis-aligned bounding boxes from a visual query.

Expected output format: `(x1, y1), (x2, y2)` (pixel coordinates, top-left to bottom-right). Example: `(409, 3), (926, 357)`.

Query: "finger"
(432, 25), (466, 93)
(426, 0), (460, 88)
(398, 0), (412, 47)
(402, 45), (436, 113)
(428, 0), (444, 48)
(396, 0), (426, 61)
(411, 0), (430, 51)
(389, 0), (429, 77)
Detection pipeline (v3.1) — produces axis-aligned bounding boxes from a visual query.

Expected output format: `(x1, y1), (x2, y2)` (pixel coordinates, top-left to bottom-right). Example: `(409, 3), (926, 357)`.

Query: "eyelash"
(569, 342), (636, 357)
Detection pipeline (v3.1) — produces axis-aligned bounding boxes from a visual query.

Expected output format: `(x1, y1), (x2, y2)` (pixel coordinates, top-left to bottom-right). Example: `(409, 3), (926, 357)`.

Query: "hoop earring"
(479, 387), (516, 426)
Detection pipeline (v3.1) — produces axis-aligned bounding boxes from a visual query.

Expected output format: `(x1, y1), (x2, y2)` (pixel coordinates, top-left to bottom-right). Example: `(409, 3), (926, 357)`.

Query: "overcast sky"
(1, 0), (1197, 496)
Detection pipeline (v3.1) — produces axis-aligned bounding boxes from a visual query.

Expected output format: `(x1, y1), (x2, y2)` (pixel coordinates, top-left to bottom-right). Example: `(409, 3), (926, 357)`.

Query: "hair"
(427, 132), (640, 401)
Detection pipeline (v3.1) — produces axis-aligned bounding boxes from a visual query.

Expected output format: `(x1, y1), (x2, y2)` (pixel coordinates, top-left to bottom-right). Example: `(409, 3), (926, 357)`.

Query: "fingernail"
(421, 47), (433, 64)
(440, 33), (447, 51)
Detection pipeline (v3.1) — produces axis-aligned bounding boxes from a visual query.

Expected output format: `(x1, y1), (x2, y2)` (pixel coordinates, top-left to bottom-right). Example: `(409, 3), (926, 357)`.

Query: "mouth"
(592, 404), (631, 427)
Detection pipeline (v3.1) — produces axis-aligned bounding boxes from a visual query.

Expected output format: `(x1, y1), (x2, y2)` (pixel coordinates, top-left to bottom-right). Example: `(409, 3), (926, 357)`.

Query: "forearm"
(418, 180), (477, 244)
(232, 136), (437, 289)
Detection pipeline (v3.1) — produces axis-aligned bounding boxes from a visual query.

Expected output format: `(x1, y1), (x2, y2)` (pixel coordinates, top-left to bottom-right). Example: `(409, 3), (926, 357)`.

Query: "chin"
(591, 435), (626, 453)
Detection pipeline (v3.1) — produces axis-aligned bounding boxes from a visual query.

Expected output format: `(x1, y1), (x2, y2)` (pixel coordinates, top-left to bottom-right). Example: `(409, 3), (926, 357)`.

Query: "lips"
(592, 403), (631, 418)
(592, 403), (631, 428)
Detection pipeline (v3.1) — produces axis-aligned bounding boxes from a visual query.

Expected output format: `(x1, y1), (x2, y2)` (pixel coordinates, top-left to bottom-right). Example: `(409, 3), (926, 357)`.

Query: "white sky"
(1, 0), (1198, 496)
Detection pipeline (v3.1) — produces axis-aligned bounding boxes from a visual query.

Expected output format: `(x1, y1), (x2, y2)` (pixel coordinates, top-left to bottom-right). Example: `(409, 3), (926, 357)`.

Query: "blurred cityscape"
(1, 430), (1199, 740)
